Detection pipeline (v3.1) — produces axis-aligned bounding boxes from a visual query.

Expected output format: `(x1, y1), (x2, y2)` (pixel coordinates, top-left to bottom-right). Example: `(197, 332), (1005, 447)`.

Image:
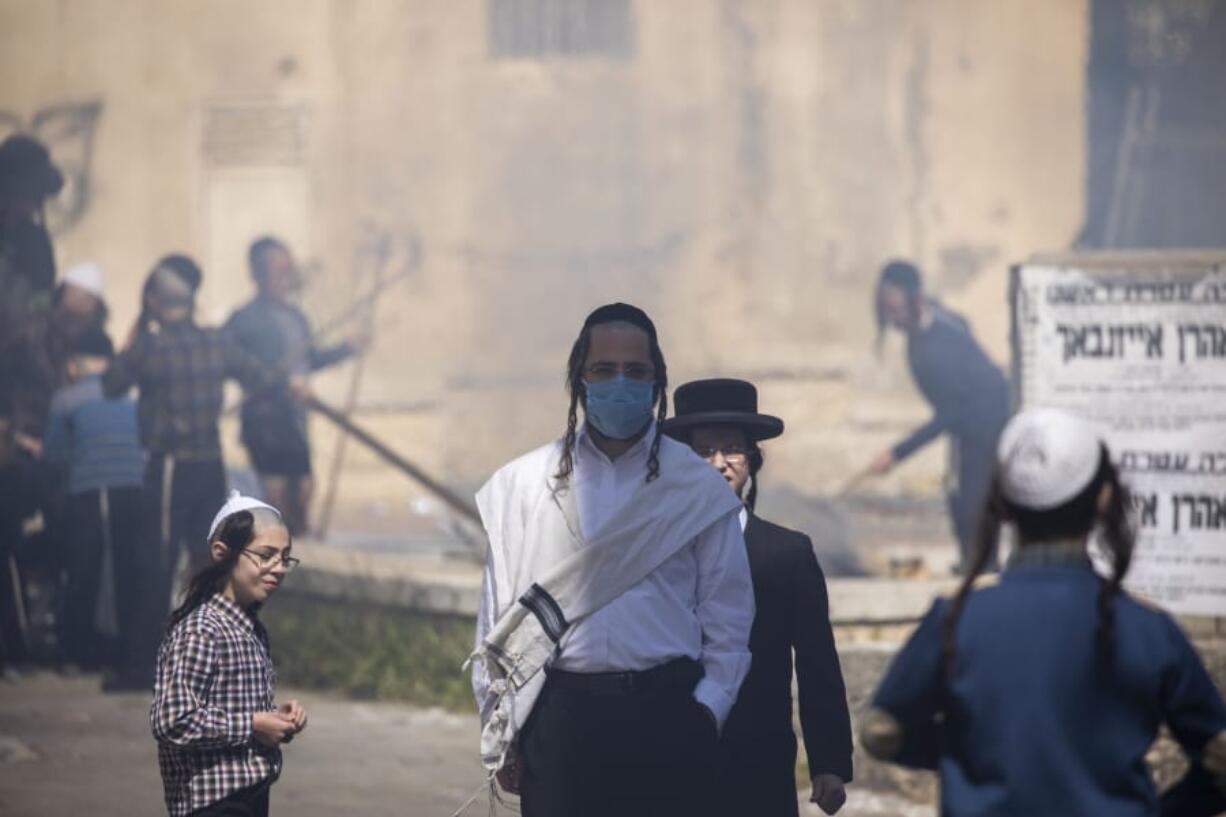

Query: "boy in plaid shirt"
(152, 492), (306, 817)
(104, 254), (303, 688)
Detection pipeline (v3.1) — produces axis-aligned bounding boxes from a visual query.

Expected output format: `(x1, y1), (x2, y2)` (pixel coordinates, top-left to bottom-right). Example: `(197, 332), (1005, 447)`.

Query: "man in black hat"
(664, 378), (853, 816)
(471, 305), (754, 817)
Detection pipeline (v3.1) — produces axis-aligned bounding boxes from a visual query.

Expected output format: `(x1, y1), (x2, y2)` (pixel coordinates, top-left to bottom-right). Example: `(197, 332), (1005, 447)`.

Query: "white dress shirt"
(474, 422), (754, 726)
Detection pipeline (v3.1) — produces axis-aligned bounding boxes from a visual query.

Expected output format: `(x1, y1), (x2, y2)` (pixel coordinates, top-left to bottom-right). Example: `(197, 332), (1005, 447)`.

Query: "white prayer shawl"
(470, 434), (741, 769)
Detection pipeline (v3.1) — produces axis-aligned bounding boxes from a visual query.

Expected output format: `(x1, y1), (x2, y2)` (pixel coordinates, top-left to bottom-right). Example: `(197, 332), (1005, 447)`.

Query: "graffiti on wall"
(0, 100), (103, 235)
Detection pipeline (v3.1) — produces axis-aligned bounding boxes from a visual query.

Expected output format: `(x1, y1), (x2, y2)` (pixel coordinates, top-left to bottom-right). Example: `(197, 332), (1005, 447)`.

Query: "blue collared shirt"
(872, 560), (1226, 817)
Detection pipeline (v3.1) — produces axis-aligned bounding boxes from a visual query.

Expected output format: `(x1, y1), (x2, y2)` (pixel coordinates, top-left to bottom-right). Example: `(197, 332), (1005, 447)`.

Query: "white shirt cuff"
(693, 678), (734, 729)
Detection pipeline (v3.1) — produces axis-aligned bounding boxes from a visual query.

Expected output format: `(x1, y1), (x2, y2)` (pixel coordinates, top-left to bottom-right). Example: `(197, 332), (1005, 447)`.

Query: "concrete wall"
(0, 1), (1087, 540)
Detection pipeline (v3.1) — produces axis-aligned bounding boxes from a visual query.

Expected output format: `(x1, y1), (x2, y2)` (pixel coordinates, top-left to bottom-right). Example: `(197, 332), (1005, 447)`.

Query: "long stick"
(307, 395), (481, 525)
(837, 469), (872, 498)
(314, 236), (391, 537)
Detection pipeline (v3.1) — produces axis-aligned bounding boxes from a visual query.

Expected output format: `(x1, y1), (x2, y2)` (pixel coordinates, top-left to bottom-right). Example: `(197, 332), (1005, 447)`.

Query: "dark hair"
(0, 135), (63, 202)
(69, 326), (114, 359)
(167, 510), (274, 629)
(874, 259), (924, 345)
(156, 254), (203, 292)
(140, 253), (201, 321)
(555, 319), (669, 487)
(744, 440), (765, 512)
(248, 236), (286, 283)
(941, 445), (1133, 676)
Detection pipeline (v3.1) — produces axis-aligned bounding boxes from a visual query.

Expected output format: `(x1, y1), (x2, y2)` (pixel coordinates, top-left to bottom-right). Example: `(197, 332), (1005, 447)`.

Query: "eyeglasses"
(693, 444), (749, 464)
(241, 549), (301, 572)
(583, 362), (656, 383)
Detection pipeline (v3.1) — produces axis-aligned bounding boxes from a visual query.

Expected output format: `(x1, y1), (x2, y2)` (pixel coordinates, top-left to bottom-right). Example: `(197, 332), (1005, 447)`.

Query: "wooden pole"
(306, 395), (481, 526)
(314, 235), (390, 537)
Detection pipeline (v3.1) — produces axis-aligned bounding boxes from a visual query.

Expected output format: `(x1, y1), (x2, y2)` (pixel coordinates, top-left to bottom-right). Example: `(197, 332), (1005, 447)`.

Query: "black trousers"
(0, 462), (36, 668)
(146, 454), (228, 574)
(58, 485), (145, 668)
(949, 434), (1000, 572)
(519, 660), (719, 817)
(713, 730), (800, 817)
(126, 454), (226, 683)
(191, 781), (270, 817)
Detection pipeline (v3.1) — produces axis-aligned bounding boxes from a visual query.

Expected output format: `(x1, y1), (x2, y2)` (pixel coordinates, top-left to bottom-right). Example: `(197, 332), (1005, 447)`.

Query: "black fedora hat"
(662, 378), (784, 442)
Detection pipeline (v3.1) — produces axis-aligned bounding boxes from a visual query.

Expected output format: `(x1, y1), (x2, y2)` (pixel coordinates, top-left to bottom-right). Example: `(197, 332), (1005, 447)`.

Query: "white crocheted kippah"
(997, 408), (1103, 510)
(208, 490), (282, 540)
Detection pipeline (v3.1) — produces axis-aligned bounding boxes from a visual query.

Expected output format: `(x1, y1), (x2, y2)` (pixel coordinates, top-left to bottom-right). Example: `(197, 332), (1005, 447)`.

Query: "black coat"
(715, 513), (854, 817)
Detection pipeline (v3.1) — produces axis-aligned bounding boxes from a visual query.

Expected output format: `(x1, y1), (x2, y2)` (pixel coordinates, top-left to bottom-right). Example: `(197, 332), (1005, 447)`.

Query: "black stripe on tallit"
(518, 583), (568, 643)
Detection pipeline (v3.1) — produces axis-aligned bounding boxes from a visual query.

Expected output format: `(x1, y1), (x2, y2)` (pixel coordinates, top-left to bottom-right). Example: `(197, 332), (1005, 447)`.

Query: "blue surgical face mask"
(583, 375), (656, 440)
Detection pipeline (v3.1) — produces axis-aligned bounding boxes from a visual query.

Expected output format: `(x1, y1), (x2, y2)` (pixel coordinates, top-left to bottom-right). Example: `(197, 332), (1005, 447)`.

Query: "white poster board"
(1011, 255), (1226, 616)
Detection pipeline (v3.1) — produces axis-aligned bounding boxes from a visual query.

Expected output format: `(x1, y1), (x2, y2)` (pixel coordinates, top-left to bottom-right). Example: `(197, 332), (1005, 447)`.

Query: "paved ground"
(0, 672), (931, 817)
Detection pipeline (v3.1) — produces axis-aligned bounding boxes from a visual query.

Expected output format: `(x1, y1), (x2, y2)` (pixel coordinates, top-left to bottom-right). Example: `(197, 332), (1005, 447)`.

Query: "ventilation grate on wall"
(487, 0), (634, 59)
(203, 102), (309, 167)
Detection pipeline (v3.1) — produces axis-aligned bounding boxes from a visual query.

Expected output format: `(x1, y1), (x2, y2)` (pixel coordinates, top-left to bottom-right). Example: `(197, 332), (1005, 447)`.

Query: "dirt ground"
(9, 639), (1221, 816)
(0, 670), (934, 817)
(0, 673), (482, 817)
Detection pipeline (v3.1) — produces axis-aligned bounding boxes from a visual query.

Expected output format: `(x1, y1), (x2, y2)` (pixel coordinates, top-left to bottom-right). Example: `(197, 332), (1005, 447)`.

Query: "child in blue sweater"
(42, 327), (146, 673)
(864, 408), (1226, 817)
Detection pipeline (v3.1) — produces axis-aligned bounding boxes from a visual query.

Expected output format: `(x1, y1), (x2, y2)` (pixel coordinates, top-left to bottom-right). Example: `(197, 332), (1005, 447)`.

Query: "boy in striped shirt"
(42, 326), (146, 673)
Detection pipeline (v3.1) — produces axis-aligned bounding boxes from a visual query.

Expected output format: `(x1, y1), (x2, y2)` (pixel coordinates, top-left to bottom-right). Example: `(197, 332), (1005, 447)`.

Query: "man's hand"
(277, 699), (308, 741)
(12, 432), (41, 458)
(288, 376), (312, 403)
(865, 448), (895, 477)
(839, 450), (895, 496)
(252, 711), (296, 747)
(810, 773), (847, 815)
(495, 756), (523, 795)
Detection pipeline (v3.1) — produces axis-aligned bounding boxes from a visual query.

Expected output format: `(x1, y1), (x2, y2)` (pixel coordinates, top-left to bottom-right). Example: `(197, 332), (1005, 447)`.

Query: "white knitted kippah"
(208, 490), (282, 540)
(997, 408), (1103, 510)
(63, 261), (105, 298)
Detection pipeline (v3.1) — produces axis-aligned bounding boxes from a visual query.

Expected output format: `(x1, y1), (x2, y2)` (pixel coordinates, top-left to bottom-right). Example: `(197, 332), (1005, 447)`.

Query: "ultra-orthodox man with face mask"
(469, 303), (754, 817)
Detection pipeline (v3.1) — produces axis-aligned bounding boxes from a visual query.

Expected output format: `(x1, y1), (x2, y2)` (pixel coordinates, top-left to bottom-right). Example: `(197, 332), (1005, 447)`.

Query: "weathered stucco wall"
(0, 0), (1086, 540)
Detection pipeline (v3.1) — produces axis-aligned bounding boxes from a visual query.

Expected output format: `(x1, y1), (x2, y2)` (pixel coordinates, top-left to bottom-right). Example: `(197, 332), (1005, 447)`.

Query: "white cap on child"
(997, 408), (1104, 510)
(208, 490), (282, 541)
(62, 261), (105, 298)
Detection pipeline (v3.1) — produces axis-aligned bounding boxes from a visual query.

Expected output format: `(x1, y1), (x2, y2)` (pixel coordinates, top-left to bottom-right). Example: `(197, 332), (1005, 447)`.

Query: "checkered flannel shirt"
(151, 594), (281, 817)
(102, 320), (282, 460)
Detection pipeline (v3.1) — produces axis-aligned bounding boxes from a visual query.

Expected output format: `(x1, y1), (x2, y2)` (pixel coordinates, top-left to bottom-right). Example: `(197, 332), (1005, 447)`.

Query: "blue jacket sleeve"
(309, 341), (354, 371)
(892, 416), (946, 462)
(870, 600), (948, 769)
(41, 398), (72, 466)
(1160, 614), (1226, 758)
